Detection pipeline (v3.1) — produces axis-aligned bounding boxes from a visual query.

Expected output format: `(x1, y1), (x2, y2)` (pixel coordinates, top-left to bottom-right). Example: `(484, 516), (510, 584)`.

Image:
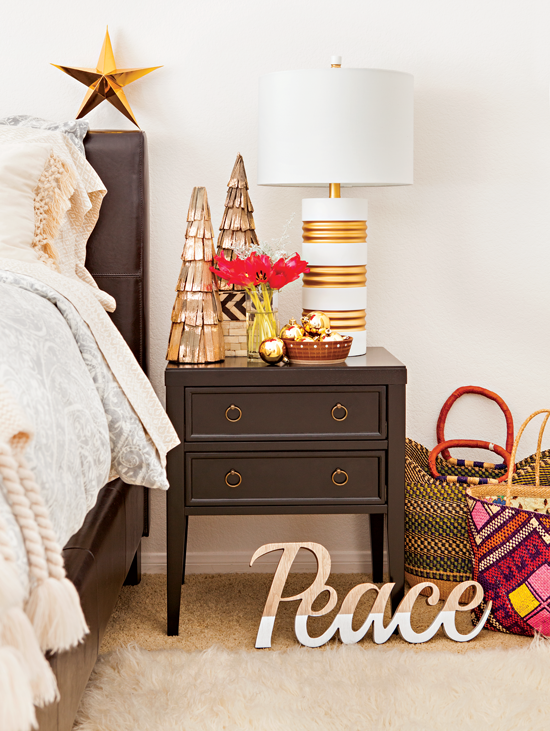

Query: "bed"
(0, 129), (158, 731)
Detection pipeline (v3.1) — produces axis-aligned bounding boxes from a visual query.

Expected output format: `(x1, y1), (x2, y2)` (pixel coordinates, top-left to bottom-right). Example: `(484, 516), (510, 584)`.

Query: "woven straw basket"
(468, 409), (550, 505)
(405, 386), (515, 602)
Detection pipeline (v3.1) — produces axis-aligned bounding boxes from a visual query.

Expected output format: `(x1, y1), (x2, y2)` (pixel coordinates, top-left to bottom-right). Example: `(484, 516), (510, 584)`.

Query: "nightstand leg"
(181, 515), (189, 584)
(387, 383), (406, 613)
(166, 385), (185, 636)
(369, 513), (384, 583)
(167, 482), (185, 636)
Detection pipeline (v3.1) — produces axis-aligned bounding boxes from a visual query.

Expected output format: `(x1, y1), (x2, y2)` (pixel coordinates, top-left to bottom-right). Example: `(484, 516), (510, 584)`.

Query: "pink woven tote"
(467, 410), (550, 636)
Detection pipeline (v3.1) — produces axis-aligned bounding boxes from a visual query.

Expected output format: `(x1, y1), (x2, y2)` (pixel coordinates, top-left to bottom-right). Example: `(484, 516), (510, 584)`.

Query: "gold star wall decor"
(52, 27), (161, 128)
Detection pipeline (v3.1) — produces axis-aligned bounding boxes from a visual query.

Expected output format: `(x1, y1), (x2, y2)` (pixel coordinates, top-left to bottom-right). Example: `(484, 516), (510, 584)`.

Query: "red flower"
(243, 253), (273, 286)
(210, 251), (248, 287)
(211, 251), (309, 291)
(268, 253), (309, 289)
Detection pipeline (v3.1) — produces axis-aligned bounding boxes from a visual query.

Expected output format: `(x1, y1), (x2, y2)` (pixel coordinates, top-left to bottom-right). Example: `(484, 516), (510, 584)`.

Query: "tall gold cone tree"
(217, 153), (259, 291)
(166, 187), (225, 363)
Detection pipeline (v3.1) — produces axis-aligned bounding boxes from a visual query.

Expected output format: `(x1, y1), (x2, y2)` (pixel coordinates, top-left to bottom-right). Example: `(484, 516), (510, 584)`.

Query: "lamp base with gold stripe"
(301, 199), (368, 356)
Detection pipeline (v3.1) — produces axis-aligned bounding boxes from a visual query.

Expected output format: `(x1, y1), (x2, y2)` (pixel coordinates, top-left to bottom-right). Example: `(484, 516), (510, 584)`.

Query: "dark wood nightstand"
(165, 348), (406, 636)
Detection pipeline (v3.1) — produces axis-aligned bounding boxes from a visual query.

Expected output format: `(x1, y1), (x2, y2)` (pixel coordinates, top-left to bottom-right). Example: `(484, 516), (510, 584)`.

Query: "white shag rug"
(75, 640), (550, 731)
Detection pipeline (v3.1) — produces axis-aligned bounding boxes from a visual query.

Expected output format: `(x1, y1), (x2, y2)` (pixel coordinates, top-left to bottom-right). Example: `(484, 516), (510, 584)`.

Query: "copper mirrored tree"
(167, 187), (225, 363)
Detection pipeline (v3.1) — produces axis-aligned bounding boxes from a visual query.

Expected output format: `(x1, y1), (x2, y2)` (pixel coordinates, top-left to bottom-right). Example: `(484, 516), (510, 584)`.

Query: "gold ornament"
(280, 317), (305, 341)
(259, 337), (287, 364)
(52, 27), (161, 128)
(302, 311), (331, 335)
(320, 330), (346, 342)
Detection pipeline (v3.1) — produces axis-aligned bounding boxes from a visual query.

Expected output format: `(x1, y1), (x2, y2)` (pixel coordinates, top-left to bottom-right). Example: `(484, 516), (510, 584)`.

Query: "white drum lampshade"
(258, 59), (414, 355)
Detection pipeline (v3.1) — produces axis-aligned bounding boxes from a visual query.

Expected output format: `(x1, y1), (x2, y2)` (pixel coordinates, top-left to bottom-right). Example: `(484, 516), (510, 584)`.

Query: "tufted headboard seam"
(83, 130), (149, 374)
(83, 130), (150, 536)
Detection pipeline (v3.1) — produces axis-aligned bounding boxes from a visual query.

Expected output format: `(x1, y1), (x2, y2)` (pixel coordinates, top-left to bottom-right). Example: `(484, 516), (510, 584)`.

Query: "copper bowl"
(282, 337), (353, 365)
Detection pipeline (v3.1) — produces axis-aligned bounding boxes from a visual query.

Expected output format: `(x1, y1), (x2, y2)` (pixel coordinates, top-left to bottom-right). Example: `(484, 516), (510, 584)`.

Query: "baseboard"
(142, 550), (388, 575)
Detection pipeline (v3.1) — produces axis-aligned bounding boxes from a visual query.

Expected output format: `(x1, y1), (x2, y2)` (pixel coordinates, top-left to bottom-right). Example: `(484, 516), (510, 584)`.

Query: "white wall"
(3, 0), (550, 572)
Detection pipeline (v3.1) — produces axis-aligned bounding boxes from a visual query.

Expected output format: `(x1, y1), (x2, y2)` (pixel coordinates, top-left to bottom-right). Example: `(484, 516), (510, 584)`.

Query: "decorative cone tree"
(217, 154), (258, 356)
(217, 153), (259, 281)
(166, 187), (225, 363)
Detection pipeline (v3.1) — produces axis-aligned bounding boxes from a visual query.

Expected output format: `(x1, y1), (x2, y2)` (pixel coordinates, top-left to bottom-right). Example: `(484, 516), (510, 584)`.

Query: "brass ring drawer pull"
(225, 470), (242, 488)
(331, 403), (348, 421)
(332, 469), (349, 486)
(225, 404), (242, 422)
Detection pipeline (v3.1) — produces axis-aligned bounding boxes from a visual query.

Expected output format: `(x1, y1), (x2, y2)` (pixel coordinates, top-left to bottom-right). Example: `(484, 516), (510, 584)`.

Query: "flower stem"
(246, 285), (278, 358)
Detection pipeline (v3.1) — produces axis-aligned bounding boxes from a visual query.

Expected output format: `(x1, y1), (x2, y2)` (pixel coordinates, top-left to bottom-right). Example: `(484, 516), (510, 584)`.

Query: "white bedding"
(0, 126), (180, 725)
(0, 270), (169, 593)
(0, 257), (180, 466)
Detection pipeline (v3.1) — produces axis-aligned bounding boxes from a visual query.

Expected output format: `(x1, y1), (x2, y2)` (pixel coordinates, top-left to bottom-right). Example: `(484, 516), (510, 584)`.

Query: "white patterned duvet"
(0, 270), (168, 592)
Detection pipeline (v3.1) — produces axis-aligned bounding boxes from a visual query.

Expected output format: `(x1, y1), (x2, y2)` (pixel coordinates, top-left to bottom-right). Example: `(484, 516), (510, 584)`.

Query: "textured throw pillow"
(0, 142), (75, 266)
(0, 115), (89, 155)
(0, 127), (114, 311)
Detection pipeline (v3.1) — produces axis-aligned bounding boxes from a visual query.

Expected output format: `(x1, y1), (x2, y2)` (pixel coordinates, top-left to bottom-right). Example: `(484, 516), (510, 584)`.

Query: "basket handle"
(430, 440), (511, 483)
(505, 409), (550, 505)
(436, 386), (514, 461)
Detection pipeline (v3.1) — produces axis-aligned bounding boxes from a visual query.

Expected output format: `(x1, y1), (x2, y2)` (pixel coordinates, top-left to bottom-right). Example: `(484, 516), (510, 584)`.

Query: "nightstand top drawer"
(186, 451), (385, 506)
(185, 386), (386, 441)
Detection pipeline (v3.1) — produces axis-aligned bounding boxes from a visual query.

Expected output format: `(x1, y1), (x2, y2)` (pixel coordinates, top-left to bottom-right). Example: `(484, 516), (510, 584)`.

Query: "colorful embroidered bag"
(467, 410), (550, 636)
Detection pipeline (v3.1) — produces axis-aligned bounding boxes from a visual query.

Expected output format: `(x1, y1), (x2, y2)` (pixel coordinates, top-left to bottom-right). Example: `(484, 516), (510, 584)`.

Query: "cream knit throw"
(0, 383), (88, 731)
(32, 151), (76, 268)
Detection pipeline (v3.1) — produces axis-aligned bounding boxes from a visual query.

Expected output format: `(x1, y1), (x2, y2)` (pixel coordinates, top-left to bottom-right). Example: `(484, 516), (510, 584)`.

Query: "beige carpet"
(76, 640), (550, 731)
(75, 574), (538, 731)
(100, 573), (530, 654)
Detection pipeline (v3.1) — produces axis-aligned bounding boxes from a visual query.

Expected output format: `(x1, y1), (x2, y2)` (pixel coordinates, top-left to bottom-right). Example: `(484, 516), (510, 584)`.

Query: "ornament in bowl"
(281, 312), (353, 365)
(280, 317), (305, 341)
(302, 311), (331, 336)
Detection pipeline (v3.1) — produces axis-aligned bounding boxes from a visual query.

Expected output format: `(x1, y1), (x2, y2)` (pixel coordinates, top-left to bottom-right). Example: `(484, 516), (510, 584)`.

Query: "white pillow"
(0, 127), (114, 312)
(0, 143), (53, 263)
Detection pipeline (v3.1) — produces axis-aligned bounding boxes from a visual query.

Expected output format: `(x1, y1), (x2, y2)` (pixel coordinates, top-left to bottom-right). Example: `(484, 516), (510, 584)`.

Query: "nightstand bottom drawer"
(186, 451), (385, 506)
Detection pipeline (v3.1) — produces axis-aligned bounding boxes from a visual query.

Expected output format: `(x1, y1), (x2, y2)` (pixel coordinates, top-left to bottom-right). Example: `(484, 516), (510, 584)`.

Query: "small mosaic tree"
(217, 154), (258, 355)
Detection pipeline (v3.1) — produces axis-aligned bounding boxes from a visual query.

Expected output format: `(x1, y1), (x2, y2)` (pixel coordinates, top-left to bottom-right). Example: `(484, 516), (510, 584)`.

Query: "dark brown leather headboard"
(83, 131), (149, 374)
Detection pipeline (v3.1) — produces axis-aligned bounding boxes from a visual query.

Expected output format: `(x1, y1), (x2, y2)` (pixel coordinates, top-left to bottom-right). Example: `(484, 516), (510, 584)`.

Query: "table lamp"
(258, 57), (414, 355)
